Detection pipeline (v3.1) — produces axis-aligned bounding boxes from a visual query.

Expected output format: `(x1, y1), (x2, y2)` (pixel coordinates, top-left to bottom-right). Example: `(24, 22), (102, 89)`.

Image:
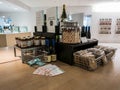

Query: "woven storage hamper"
(73, 50), (104, 71)
(94, 45), (116, 60)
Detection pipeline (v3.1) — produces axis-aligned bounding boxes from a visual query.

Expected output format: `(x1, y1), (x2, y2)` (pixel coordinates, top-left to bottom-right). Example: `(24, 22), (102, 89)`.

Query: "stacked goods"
(44, 54), (57, 62)
(73, 46), (116, 71)
(15, 36), (46, 48)
(74, 49), (105, 71)
(87, 48), (108, 65)
(15, 36), (33, 48)
(34, 36), (41, 46)
(62, 22), (81, 43)
(94, 45), (116, 60)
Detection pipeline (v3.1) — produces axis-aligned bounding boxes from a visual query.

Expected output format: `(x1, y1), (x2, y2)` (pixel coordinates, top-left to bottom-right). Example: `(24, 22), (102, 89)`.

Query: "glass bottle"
(61, 4), (67, 22)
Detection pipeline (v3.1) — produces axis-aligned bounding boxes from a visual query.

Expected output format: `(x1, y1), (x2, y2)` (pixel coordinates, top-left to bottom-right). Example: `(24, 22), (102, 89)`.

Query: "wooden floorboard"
(0, 43), (120, 90)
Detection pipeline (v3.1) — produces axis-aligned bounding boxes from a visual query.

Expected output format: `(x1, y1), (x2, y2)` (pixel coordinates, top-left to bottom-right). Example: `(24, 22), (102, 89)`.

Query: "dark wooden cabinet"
(56, 40), (98, 65)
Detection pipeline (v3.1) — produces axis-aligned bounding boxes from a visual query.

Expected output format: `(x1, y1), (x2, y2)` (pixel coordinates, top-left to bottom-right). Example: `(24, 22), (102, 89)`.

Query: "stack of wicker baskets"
(73, 45), (116, 71)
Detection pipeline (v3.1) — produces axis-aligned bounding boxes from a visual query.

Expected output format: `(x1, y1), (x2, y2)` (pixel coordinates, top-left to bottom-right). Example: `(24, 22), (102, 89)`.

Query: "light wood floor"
(0, 47), (20, 64)
(0, 43), (120, 90)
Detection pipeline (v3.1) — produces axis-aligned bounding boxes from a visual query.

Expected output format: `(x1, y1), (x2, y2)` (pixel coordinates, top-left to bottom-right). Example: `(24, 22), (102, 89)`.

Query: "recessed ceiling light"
(2, 16), (5, 18)
(0, 1), (3, 4)
(14, 8), (18, 10)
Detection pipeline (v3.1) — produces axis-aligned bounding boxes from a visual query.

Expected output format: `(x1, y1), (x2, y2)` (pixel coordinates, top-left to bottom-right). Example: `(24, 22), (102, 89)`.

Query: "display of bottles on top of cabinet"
(81, 26), (91, 39)
(45, 38), (56, 55)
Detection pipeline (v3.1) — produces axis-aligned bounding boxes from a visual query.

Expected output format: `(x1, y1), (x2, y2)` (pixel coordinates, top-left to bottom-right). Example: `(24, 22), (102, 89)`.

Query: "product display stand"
(14, 45), (46, 63)
(56, 39), (98, 65)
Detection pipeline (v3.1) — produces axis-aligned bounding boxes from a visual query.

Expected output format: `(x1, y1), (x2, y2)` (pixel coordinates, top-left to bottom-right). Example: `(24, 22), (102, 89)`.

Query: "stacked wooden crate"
(62, 22), (81, 43)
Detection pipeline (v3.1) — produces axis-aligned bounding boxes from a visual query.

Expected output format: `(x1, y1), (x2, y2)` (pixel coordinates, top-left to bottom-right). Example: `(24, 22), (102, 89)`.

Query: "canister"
(44, 55), (51, 62)
(27, 36), (33, 47)
(34, 36), (40, 46)
(51, 54), (57, 61)
(20, 37), (27, 48)
(41, 37), (45, 45)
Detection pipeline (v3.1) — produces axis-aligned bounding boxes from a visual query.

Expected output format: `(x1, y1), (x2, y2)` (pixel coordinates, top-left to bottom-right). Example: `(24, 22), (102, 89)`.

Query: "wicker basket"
(73, 46), (116, 71)
(61, 21), (81, 44)
(62, 29), (80, 43)
(94, 45), (116, 60)
(73, 50), (104, 71)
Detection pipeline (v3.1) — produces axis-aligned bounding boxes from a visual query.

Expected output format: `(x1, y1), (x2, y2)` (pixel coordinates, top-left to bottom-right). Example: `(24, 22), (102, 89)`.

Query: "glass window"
(83, 15), (92, 26)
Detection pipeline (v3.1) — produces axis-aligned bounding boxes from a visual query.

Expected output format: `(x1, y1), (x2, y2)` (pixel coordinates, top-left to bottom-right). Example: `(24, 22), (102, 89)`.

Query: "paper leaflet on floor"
(33, 64), (64, 76)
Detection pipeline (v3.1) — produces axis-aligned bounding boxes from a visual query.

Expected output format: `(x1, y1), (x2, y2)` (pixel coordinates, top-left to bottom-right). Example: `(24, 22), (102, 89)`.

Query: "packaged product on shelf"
(62, 22), (81, 43)
(34, 36), (40, 46)
(51, 54), (57, 61)
(41, 37), (45, 45)
(27, 36), (33, 47)
(20, 37), (28, 48)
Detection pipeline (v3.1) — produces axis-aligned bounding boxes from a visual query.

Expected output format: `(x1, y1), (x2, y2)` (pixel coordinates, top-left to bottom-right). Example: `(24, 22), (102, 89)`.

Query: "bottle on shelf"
(61, 4), (67, 22)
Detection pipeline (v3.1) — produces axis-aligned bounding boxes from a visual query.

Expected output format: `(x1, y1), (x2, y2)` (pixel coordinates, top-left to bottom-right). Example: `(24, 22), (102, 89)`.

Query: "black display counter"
(56, 39), (98, 65)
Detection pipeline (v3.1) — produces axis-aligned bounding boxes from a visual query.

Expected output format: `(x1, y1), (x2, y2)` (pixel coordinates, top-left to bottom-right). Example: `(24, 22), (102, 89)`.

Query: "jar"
(34, 36), (40, 46)
(51, 54), (57, 61)
(27, 36), (33, 47)
(20, 37), (27, 48)
(41, 37), (45, 45)
(44, 55), (51, 62)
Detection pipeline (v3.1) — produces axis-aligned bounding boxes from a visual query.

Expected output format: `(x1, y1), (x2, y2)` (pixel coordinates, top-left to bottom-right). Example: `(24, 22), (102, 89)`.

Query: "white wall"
(72, 13), (84, 27)
(36, 10), (44, 32)
(46, 7), (58, 33)
(91, 12), (120, 43)
(57, 6), (92, 19)
(0, 6), (92, 35)
(0, 10), (36, 33)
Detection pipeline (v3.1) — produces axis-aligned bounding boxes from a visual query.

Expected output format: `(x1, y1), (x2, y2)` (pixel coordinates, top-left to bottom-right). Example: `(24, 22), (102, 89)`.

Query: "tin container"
(44, 55), (51, 62)
(20, 37), (28, 48)
(27, 36), (33, 47)
(41, 37), (45, 45)
(51, 54), (57, 61)
(34, 36), (40, 46)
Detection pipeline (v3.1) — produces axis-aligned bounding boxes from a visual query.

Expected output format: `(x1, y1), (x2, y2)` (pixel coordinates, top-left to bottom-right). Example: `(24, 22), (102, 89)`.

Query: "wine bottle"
(61, 4), (67, 22)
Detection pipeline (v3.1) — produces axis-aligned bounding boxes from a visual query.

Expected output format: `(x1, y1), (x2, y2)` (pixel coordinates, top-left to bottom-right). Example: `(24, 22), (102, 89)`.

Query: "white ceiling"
(19, 0), (119, 7)
(0, 0), (30, 12)
(0, 0), (120, 12)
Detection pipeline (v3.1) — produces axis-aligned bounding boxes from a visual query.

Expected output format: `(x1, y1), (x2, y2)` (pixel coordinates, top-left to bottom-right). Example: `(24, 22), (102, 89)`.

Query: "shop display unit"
(115, 18), (120, 34)
(14, 45), (46, 63)
(56, 39), (98, 65)
(99, 18), (112, 34)
(14, 32), (56, 63)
